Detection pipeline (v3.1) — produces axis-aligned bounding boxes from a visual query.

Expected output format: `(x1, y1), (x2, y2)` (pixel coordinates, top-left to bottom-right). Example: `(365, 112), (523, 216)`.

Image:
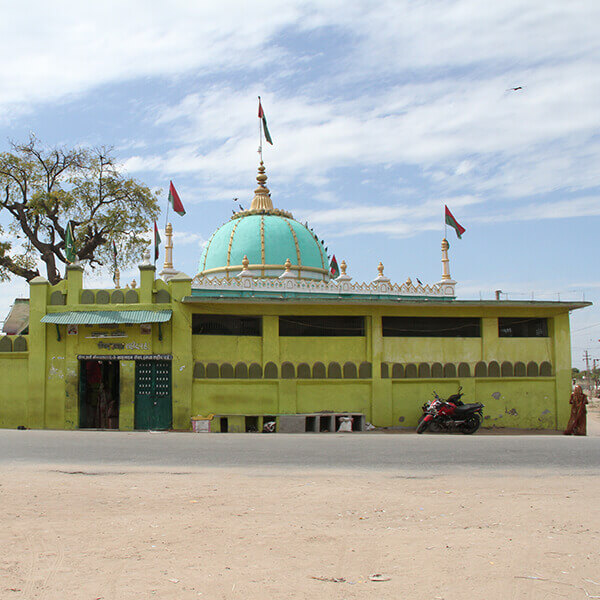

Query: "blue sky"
(1, 0), (599, 368)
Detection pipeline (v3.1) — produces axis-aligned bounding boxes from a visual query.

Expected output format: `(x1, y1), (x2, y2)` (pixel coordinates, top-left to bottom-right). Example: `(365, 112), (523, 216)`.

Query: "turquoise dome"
(198, 161), (330, 281)
(198, 213), (329, 281)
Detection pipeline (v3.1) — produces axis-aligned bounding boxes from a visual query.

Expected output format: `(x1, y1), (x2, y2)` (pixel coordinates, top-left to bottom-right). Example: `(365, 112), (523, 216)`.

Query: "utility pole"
(584, 350), (592, 395)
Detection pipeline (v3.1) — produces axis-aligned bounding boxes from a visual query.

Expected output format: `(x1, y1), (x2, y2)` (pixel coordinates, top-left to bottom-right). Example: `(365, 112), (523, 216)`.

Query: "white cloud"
(0, 1), (316, 118)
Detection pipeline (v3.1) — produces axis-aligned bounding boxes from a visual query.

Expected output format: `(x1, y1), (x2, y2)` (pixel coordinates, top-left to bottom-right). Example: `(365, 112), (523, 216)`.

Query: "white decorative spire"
(238, 255), (255, 278)
(160, 222), (179, 282)
(437, 238), (457, 296)
(336, 259), (352, 282)
(373, 261), (390, 283)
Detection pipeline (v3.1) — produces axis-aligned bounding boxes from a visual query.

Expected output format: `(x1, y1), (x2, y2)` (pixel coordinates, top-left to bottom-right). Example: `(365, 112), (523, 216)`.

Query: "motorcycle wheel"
(416, 417), (429, 434)
(460, 414), (481, 435)
(428, 420), (442, 433)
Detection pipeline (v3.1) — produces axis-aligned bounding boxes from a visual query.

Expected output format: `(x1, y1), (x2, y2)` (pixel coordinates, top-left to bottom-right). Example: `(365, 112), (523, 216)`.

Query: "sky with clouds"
(1, 0), (599, 367)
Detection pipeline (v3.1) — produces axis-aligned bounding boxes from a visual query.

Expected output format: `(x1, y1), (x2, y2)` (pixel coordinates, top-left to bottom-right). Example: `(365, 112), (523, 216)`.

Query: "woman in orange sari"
(564, 385), (588, 436)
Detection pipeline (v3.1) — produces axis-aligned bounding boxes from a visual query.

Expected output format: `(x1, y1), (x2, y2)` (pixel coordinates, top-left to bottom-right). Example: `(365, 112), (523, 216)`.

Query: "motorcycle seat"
(453, 403), (483, 414)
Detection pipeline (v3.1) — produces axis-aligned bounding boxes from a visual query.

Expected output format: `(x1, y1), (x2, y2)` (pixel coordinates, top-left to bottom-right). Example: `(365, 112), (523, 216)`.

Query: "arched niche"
(50, 291), (65, 306)
(443, 363), (457, 378)
(488, 361), (500, 377)
(13, 336), (28, 352)
(474, 361), (487, 378)
(312, 362), (326, 379)
(358, 362), (372, 379)
(205, 363), (219, 378)
(155, 289), (171, 304)
(405, 363), (418, 378)
(234, 362), (248, 379)
(514, 361), (526, 377)
(220, 363), (234, 378)
(111, 290), (124, 304)
(193, 362), (205, 378)
(80, 290), (95, 304)
(343, 362), (357, 379)
(297, 363), (311, 379)
(539, 361), (552, 376)
(96, 290), (110, 305)
(281, 362), (295, 379)
(328, 362), (342, 379)
(527, 361), (539, 377)
(124, 290), (139, 304)
(380, 363), (389, 379)
(501, 361), (513, 377)
(418, 363), (430, 378)
(391, 363), (404, 379)
(0, 336), (12, 352)
(264, 362), (278, 379)
(249, 363), (263, 379)
(458, 362), (471, 378)
(431, 363), (443, 378)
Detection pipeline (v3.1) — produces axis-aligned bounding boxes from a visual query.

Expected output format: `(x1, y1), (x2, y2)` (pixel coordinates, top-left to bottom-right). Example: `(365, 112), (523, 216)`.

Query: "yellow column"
(370, 312), (391, 426)
(119, 360), (135, 430)
(169, 273), (193, 429)
(28, 277), (49, 428)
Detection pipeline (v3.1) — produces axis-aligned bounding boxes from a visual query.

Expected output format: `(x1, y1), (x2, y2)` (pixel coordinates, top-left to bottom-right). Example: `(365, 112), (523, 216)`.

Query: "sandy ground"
(0, 413), (599, 600)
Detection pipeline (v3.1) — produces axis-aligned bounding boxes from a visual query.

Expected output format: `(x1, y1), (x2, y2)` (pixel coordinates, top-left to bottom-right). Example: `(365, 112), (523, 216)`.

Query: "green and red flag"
(168, 181), (186, 216)
(258, 97), (273, 145)
(154, 221), (161, 262)
(329, 254), (340, 278)
(445, 205), (466, 239)
(64, 221), (76, 263)
(112, 241), (118, 284)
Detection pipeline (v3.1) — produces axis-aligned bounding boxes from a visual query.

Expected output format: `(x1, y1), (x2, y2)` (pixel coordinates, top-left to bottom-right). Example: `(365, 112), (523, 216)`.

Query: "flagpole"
(444, 207), (447, 239)
(165, 184), (170, 231)
(258, 96), (263, 163)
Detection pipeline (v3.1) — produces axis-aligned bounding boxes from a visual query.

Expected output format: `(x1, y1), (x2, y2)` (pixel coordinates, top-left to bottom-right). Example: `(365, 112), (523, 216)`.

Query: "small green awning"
(41, 310), (172, 325)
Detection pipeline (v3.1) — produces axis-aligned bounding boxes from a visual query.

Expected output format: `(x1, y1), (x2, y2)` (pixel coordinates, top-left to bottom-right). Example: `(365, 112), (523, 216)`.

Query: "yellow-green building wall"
(0, 265), (586, 432)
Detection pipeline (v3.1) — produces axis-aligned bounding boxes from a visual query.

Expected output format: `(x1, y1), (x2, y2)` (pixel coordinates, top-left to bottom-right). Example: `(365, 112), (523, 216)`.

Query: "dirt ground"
(0, 412), (599, 600)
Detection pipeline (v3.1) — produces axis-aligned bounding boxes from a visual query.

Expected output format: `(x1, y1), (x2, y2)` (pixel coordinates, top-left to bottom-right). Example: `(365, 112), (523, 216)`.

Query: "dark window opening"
(279, 316), (365, 336)
(245, 416), (259, 432)
(305, 416), (317, 432)
(192, 314), (262, 336)
(382, 317), (481, 337)
(220, 417), (229, 433)
(498, 317), (548, 338)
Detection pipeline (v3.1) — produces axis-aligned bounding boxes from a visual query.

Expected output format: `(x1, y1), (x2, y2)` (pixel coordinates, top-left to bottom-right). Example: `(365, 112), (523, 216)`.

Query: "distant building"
(0, 162), (590, 431)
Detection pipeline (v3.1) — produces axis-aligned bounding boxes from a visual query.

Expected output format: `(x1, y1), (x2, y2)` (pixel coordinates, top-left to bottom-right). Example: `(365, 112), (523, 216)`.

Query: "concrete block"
(278, 415), (306, 433)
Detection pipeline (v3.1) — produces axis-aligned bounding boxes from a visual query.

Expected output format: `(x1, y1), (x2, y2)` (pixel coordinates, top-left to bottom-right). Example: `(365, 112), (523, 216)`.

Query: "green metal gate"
(134, 360), (172, 430)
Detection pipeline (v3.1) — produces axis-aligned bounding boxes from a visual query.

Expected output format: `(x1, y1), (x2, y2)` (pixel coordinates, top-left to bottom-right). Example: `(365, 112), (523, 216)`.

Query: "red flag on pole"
(154, 221), (161, 262)
(169, 181), (186, 216)
(444, 206), (466, 239)
(329, 255), (340, 278)
(258, 97), (273, 145)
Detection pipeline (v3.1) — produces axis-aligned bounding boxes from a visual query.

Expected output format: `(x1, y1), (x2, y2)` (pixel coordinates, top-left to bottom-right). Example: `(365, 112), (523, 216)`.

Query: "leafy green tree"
(0, 136), (160, 285)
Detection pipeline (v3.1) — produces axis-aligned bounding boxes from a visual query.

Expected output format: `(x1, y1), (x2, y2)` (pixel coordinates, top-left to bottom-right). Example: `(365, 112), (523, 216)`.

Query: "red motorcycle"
(416, 387), (484, 434)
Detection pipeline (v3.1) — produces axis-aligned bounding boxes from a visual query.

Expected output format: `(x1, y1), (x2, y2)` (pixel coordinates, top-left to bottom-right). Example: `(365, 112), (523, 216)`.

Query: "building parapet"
(191, 274), (456, 300)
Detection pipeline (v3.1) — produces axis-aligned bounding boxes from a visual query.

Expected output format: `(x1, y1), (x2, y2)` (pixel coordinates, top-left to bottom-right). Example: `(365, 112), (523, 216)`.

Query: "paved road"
(1, 429), (599, 473)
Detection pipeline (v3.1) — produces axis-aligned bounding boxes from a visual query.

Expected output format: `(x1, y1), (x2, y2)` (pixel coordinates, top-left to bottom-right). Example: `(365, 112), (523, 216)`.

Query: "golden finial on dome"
(284, 257), (292, 272)
(251, 161), (274, 211)
(340, 260), (347, 275)
(377, 262), (385, 277)
(242, 255), (249, 270)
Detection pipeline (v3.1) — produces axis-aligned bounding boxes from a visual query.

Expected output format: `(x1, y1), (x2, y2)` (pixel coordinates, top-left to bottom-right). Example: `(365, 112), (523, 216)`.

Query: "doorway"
(79, 360), (120, 429)
(134, 360), (172, 430)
